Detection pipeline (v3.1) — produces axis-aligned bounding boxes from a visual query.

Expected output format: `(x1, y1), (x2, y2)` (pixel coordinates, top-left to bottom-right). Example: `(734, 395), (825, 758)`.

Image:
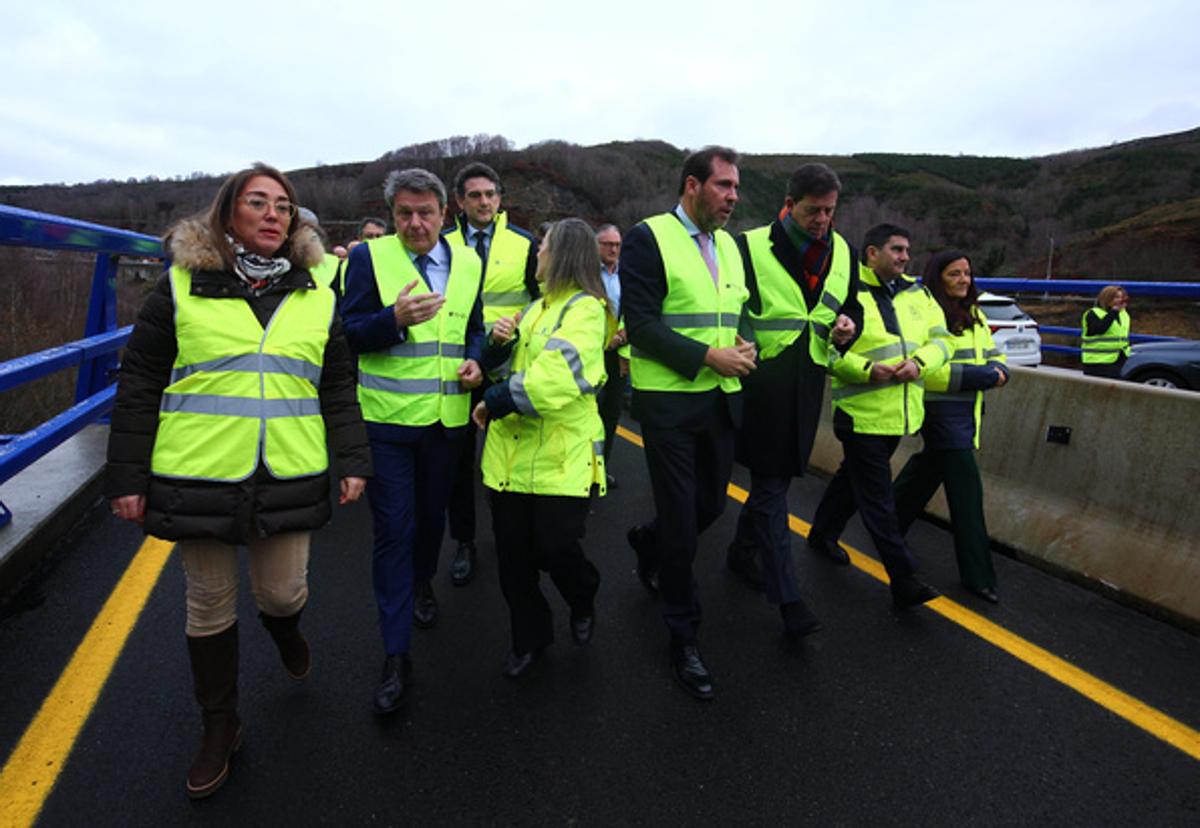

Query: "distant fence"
(0, 205), (163, 527)
(974, 277), (1197, 356)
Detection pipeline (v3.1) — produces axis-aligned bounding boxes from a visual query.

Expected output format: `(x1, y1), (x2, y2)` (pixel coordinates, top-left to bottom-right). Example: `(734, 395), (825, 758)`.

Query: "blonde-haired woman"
(1081, 285), (1131, 378)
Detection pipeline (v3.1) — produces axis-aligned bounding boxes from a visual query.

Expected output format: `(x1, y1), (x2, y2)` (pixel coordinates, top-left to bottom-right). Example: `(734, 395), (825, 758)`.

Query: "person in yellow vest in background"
(621, 146), (755, 701)
(340, 168), (485, 715)
(107, 164), (370, 798)
(893, 250), (1009, 604)
(471, 218), (611, 678)
(806, 224), (952, 609)
(595, 223), (627, 486)
(1081, 285), (1131, 378)
(725, 163), (861, 639)
(443, 161), (540, 588)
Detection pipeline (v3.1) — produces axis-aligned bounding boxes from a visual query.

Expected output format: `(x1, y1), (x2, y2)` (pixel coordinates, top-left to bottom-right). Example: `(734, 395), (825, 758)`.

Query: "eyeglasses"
(240, 196), (297, 218)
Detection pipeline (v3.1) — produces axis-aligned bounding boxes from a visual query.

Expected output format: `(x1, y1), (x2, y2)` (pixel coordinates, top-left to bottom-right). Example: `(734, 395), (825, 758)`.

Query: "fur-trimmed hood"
(166, 218), (325, 272)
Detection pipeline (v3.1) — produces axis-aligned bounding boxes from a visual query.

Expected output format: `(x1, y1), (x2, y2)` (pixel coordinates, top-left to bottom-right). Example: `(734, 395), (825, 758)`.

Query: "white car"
(976, 292), (1042, 367)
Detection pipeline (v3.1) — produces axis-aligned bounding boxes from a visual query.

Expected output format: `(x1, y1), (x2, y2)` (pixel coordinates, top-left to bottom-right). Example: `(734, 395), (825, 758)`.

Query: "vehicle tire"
(1133, 370), (1187, 390)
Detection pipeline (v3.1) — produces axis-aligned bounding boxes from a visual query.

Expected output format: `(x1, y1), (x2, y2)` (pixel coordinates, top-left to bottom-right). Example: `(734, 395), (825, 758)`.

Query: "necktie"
(415, 254), (432, 286)
(474, 231), (487, 261)
(695, 233), (718, 284)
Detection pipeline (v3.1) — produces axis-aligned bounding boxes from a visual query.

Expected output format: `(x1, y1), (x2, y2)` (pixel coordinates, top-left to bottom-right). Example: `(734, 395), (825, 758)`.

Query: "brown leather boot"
(259, 608), (311, 679)
(185, 624), (242, 799)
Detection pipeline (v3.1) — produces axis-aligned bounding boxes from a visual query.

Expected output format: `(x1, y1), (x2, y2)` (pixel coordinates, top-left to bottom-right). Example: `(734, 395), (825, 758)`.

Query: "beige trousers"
(178, 531), (311, 637)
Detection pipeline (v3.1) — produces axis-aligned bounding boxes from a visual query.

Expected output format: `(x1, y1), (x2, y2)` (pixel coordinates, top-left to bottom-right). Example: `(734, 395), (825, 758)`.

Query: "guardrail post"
(75, 252), (120, 404)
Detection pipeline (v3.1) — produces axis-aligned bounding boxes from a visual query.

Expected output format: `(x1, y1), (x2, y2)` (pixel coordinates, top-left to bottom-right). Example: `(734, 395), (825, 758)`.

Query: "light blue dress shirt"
(409, 238), (451, 295)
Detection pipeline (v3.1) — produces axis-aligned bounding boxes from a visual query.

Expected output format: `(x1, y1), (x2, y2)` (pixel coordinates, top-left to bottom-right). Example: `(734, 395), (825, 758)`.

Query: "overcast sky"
(2, 0), (1197, 185)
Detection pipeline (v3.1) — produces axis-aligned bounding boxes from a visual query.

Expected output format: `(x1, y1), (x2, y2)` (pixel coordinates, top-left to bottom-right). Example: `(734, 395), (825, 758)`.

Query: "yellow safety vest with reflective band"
(444, 211), (532, 328)
(481, 289), (608, 497)
(829, 268), (952, 436)
(743, 226), (853, 363)
(1080, 307), (1131, 364)
(630, 213), (749, 394)
(150, 267), (334, 482)
(356, 237), (482, 427)
(310, 253), (341, 289)
(924, 311), (1006, 449)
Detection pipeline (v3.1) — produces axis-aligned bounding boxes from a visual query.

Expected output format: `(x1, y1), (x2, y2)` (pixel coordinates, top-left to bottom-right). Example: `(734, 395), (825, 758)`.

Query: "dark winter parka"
(104, 219), (371, 544)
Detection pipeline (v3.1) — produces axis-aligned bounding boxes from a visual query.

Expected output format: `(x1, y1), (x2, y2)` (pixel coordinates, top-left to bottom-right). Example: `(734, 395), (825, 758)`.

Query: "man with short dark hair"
(806, 223), (952, 608)
(621, 145), (755, 700)
(341, 168), (485, 714)
(726, 163), (861, 638)
(442, 161), (540, 587)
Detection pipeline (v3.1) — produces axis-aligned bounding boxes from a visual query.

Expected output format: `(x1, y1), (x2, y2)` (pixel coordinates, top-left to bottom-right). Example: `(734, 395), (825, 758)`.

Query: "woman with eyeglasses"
(471, 218), (611, 678)
(891, 250), (1008, 603)
(106, 163), (370, 798)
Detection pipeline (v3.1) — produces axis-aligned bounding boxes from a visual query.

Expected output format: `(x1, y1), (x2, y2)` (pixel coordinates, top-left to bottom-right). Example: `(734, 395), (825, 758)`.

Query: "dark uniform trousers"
(892, 448), (996, 590)
(809, 426), (916, 580)
(732, 473), (802, 605)
(366, 422), (466, 655)
(641, 396), (736, 645)
(597, 348), (624, 462)
(490, 491), (599, 655)
(446, 386), (485, 545)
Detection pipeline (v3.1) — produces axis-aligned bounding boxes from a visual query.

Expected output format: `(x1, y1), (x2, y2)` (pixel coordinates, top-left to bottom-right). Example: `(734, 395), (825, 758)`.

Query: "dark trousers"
(893, 448), (996, 591)
(641, 408), (735, 644)
(809, 431), (916, 581)
(490, 491), (599, 655)
(598, 349), (624, 463)
(446, 386), (485, 545)
(366, 424), (464, 655)
(731, 473), (801, 606)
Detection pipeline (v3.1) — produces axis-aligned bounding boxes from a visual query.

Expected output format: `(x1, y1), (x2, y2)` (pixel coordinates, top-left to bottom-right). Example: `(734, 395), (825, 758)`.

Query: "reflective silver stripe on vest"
(383, 341), (440, 358)
(510, 371), (538, 417)
(442, 343), (466, 358)
(861, 342), (907, 363)
(931, 338), (952, 360)
(925, 390), (976, 403)
(483, 290), (530, 307)
(358, 373), (467, 396)
(929, 325), (951, 338)
(1086, 336), (1128, 343)
(661, 312), (720, 327)
(831, 378), (924, 401)
(951, 348), (977, 361)
(947, 363), (965, 392)
(160, 393), (320, 418)
(171, 353), (322, 385)
(820, 292), (842, 314)
(750, 318), (807, 332)
(545, 337), (596, 395)
(984, 348), (1003, 359)
(811, 321), (831, 339)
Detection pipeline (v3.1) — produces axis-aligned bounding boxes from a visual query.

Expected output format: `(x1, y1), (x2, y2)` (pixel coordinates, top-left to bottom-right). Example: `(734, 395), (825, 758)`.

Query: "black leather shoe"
(502, 649), (542, 679)
(968, 585), (1000, 604)
(807, 533), (850, 566)
(627, 524), (659, 595)
(451, 542), (476, 587)
(780, 599), (824, 638)
(891, 575), (940, 609)
(413, 580), (438, 629)
(726, 544), (766, 592)
(671, 644), (714, 701)
(570, 614), (594, 645)
(373, 653), (412, 714)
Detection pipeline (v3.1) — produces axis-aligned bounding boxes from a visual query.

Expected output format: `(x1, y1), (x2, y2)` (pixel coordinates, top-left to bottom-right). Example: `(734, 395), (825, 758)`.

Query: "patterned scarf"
(228, 235), (292, 294)
(779, 209), (831, 294)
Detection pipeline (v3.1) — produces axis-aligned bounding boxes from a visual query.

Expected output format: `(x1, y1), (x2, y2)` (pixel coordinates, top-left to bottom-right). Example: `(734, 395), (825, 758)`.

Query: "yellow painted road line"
(0, 537), (174, 828)
(621, 428), (1200, 762)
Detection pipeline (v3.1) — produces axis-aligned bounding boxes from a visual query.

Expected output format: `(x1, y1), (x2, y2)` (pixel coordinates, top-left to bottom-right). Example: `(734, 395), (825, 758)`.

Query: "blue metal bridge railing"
(0, 205), (164, 527)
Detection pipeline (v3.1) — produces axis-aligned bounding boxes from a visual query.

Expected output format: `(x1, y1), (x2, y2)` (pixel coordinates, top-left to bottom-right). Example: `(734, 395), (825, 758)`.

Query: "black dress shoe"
(807, 533), (851, 566)
(570, 614), (594, 645)
(627, 524), (659, 595)
(671, 644), (714, 701)
(373, 653), (412, 714)
(726, 544), (766, 592)
(780, 599), (824, 638)
(968, 585), (1000, 604)
(502, 649), (541, 679)
(891, 575), (940, 608)
(451, 542), (476, 587)
(413, 580), (438, 629)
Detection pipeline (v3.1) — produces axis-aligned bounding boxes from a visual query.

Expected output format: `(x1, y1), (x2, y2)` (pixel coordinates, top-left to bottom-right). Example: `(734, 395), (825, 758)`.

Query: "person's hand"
(608, 327), (627, 350)
(471, 400), (489, 429)
(618, 355), (629, 377)
(893, 360), (921, 383)
(994, 367), (1008, 387)
(393, 279), (445, 327)
(704, 335), (757, 377)
(831, 314), (856, 347)
(458, 359), (483, 389)
(491, 312), (521, 345)
(339, 476), (366, 505)
(111, 495), (145, 525)
(869, 362), (897, 383)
